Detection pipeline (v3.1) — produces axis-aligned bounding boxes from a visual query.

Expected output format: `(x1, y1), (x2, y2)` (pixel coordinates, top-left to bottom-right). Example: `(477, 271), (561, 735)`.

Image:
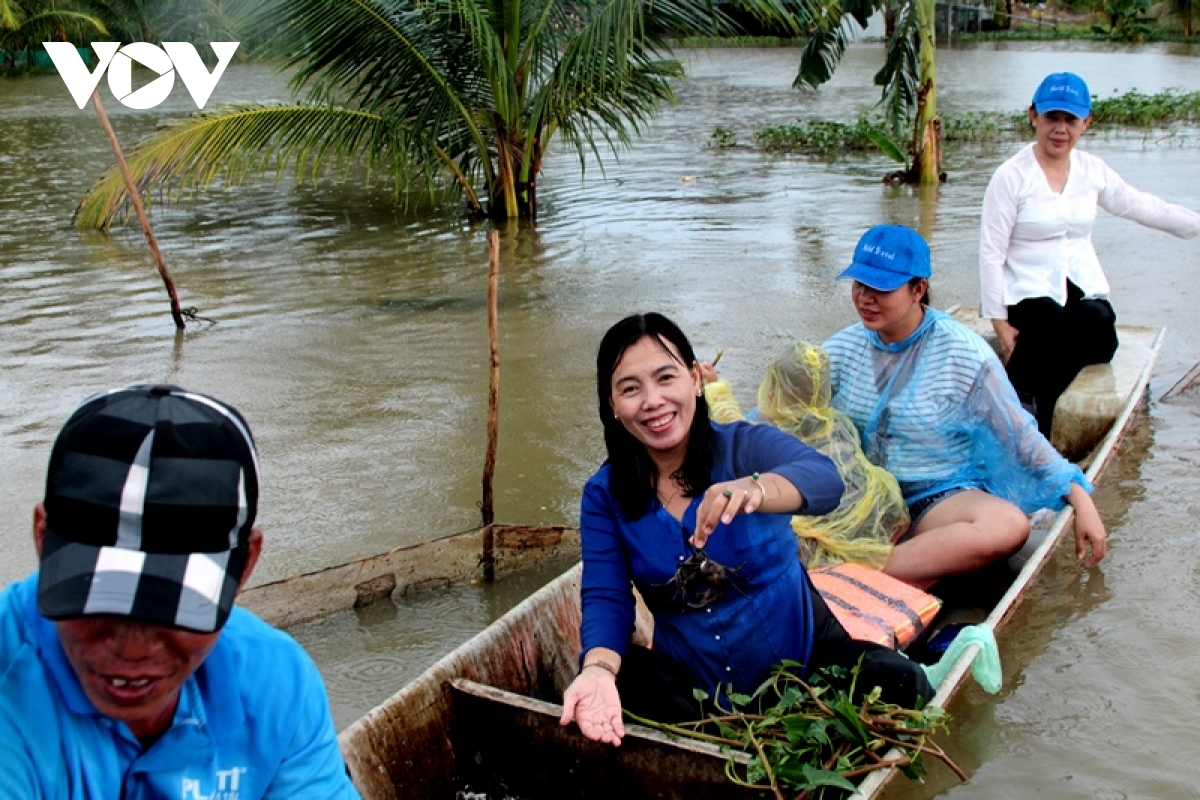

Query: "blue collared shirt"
(0, 574), (360, 799)
(579, 420), (843, 695)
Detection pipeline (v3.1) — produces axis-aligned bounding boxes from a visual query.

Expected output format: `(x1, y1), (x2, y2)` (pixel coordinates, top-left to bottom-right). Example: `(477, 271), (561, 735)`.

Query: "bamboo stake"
(90, 89), (186, 329)
(480, 229), (501, 580)
(1159, 358), (1200, 402)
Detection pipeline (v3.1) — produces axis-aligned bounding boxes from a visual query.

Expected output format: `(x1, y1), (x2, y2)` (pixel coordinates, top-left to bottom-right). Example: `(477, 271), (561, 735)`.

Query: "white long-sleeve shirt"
(979, 143), (1200, 320)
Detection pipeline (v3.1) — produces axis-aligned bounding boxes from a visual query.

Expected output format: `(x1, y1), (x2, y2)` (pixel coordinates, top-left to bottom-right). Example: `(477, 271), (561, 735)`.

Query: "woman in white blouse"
(980, 72), (1200, 436)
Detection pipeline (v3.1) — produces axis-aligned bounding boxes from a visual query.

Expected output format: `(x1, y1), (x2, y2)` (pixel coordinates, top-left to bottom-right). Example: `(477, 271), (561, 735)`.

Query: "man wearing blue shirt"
(0, 385), (361, 799)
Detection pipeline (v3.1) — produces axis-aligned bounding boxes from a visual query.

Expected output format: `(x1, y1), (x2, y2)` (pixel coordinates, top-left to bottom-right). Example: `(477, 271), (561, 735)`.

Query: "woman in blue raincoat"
(823, 225), (1107, 588)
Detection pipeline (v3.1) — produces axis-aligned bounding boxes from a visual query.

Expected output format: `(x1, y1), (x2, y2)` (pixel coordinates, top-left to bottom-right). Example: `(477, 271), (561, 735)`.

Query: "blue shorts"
(906, 486), (974, 530)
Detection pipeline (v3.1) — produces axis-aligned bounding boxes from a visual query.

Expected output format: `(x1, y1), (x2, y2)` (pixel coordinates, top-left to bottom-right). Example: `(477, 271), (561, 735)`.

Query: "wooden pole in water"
(481, 229), (500, 580)
(90, 89), (186, 330)
(1159, 359), (1200, 402)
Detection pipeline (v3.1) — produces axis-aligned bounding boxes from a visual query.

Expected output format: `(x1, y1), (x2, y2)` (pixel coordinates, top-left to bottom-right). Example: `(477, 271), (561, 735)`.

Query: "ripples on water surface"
(3, 41), (1200, 793)
(288, 557), (576, 732)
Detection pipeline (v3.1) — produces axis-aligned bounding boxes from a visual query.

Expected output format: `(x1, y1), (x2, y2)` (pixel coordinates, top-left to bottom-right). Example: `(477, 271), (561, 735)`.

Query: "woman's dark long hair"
(596, 313), (713, 521)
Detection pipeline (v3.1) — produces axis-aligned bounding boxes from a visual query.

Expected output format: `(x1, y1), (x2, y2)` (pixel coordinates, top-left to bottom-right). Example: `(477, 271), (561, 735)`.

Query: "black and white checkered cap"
(37, 385), (259, 634)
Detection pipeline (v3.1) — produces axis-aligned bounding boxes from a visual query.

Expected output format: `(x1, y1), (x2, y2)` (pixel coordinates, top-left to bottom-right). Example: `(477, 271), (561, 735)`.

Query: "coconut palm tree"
(1, 0), (107, 69)
(795, 0), (942, 184)
(75, 0), (825, 226)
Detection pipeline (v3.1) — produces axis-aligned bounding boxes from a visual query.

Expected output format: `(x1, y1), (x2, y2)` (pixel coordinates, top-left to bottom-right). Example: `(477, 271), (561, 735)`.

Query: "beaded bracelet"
(582, 660), (619, 678)
(750, 472), (768, 505)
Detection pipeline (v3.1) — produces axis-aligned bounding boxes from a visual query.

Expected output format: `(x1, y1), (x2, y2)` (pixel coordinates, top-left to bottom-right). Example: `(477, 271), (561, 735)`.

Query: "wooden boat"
(238, 524), (580, 629)
(855, 313), (1162, 797)
(332, 314), (1163, 799)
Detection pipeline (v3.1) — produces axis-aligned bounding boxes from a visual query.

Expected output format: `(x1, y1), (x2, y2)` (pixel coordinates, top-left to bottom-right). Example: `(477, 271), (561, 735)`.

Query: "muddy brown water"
(3, 41), (1199, 796)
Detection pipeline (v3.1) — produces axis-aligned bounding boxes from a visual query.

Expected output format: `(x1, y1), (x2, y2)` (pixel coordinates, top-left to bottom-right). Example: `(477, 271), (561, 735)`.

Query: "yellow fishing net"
(704, 342), (909, 569)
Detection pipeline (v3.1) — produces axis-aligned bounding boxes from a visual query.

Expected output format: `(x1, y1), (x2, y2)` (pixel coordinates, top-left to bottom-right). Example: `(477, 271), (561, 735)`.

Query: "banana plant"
(795, 0), (943, 184)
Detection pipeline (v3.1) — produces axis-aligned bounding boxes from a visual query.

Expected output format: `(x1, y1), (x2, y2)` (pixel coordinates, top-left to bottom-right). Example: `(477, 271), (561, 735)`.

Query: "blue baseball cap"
(1032, 72), (1091, 118)
(838, 224), (931, 291)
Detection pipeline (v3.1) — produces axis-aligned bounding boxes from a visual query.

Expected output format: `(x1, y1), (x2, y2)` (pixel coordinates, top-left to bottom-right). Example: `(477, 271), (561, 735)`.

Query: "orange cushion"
(809, 563), (941, 650)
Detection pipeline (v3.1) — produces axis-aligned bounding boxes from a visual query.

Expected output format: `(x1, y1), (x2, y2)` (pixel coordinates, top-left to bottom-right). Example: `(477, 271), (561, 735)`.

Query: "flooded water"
(3, 40), (1200, 795)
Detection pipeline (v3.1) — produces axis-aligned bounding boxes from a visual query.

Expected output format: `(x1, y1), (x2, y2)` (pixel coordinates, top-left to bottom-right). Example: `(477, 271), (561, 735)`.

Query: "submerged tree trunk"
(91, 89), (187, 328)
(910, 0), (942, 185)
(493, 139), (521, 219)
(489, 127), (542, 219)
(910, 83), (942, 184)
(489, 182), (537, 219)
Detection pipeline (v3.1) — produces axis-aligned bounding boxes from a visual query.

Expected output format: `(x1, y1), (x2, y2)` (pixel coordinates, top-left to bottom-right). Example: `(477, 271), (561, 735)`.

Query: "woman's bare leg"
(883, 490), (1029, 587)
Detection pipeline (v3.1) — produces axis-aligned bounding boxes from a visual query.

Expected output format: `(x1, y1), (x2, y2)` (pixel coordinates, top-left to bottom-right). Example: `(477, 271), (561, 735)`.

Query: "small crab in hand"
(660, 525), (746, 609)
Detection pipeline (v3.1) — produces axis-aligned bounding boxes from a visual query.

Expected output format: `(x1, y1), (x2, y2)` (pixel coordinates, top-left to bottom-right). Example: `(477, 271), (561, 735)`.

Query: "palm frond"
(794, 15), (857, 89)
(722, 0), (833, 37)
(155, 0), (242, 42)
(249, 0), (497, 195)
(532, 0), (722, 176)
(550, 58), (682, 171)
(550, 0), (705, 108)
(873, 1), (919, 135)
(435, 0), (516, 122)
(73, 102), (476, 230)
(40, 9), (111, 35)
(1, 0), (21, 31)
(512, 0), (565, 93)
(3, 10), (108, 46)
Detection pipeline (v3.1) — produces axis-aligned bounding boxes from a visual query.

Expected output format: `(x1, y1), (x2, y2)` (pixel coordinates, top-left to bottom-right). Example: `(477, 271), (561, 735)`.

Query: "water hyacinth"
(752, 89), (1200, 157)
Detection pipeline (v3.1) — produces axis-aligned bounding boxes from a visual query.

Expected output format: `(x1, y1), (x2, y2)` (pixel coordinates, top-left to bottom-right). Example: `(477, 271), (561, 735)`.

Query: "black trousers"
(1005, 280), (1118, 437)
(615, 584), (933, 724)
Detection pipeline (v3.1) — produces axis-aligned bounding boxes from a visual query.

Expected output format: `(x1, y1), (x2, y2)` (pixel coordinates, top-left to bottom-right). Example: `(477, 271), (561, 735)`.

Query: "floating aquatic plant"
(752, 89), (1200, 157)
